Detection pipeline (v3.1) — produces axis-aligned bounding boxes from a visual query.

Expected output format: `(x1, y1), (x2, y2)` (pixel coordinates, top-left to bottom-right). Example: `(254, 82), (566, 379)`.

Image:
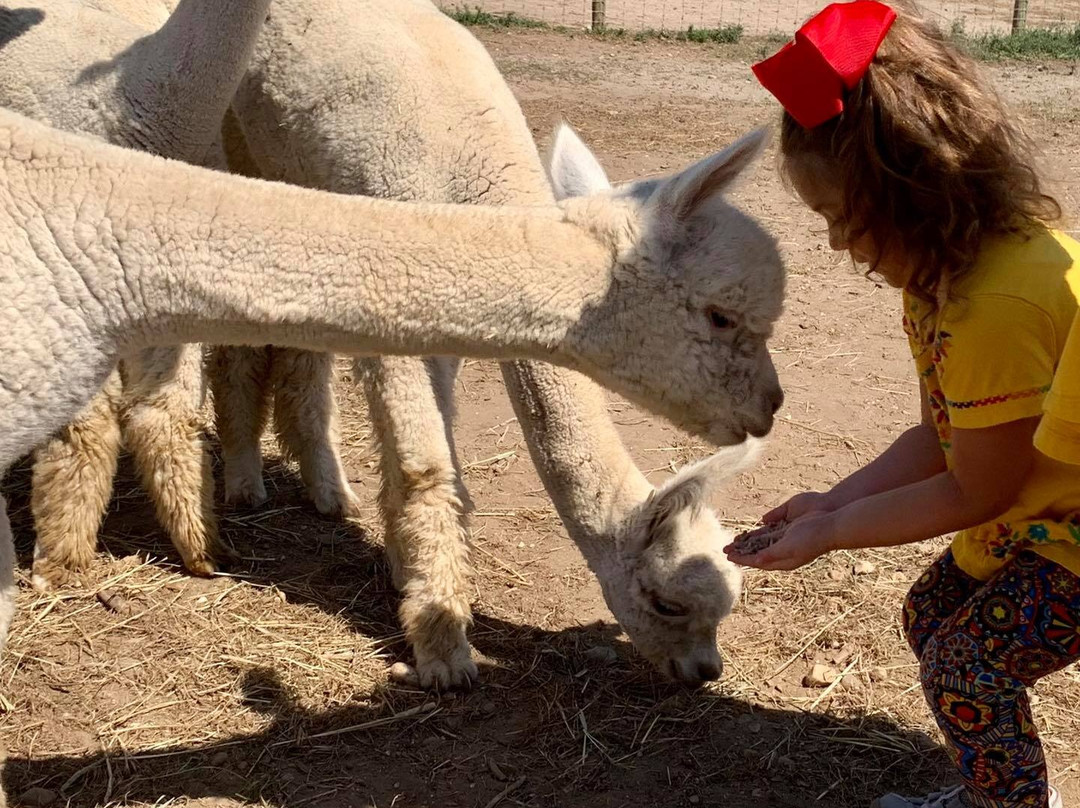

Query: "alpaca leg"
(121, 345), (230, 576)
(0, 495), (12, 808)
(208, 345), (272, 508)
(0, 494), (17, 654)
(269, 349), (362, 518)
(0, 490), (15, 808)
(30, 371), (123, 591)
(357, 355), (477, 690)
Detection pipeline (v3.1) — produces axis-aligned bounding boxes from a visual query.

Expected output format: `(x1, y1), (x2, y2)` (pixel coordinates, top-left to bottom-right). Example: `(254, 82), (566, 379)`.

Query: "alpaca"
(508, 125), (754, 683)
(0, 0), (273, 589)
(0, 100), (783, 666)
(17, 0), (784, 686)
(212, 0), (782, 687)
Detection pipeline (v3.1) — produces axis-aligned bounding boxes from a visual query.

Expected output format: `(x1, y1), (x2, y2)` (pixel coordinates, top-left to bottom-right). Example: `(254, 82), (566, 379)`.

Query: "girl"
(729, 3), (1080, 807)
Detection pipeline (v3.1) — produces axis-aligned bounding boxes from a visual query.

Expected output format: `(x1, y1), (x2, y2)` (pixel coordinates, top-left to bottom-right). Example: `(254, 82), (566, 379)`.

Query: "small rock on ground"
(803, 663), (840, 688)
(388, 661), (420, 687)
(584, 645), (618, 665)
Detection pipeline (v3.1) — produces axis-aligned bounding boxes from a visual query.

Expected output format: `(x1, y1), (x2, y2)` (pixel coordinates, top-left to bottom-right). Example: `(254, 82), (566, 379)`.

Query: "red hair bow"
(752, 1), (897, 129)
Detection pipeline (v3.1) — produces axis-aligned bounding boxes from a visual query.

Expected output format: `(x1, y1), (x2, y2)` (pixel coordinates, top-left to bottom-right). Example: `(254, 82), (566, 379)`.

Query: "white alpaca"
(519, 126), (754, 682)
(17, 0), (783, 687)
(211, 0), (782, 687)
(0, 99), (783, 661)
(0, 0), (272, 588)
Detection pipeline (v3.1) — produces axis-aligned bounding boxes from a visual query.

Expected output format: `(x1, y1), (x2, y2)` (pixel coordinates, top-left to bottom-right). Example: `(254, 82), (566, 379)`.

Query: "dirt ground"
(444, 0), (1080, 35)
(2, 27), (1080, 808)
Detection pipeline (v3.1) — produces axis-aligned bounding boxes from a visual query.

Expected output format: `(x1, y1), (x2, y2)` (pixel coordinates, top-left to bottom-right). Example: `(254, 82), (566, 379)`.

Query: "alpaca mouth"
(700, 422), (748, 447)
(666, 656), (721, 685)
(746, 421), (772, 438)
(743, 407), (777, 439)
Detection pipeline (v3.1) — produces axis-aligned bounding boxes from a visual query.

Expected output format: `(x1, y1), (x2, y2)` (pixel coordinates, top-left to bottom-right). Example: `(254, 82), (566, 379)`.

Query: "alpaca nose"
(768, 385), (785, 415)
(670, 653), (723, 684)
(697, 660), (722, 681)
(747, 421), (771, 438)
(745, 385), (784, 437)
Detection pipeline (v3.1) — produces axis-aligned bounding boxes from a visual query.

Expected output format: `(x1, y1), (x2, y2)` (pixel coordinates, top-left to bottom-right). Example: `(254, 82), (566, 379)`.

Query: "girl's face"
(788, 157), (913, 288)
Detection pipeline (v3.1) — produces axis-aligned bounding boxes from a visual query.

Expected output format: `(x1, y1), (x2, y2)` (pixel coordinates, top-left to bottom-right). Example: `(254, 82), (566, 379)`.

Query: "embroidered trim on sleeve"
(946, 384), (1051, 410)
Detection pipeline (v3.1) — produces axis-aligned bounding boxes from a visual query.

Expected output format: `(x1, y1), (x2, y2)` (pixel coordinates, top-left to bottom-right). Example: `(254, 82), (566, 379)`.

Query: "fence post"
(591, 0), (605, 31)
(1011, 0), (1028, 33)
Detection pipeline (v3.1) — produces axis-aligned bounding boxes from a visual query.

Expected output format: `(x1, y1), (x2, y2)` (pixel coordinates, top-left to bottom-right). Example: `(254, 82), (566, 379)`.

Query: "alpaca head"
(548, 124), (785, 446)
(594, 441), (754, 683)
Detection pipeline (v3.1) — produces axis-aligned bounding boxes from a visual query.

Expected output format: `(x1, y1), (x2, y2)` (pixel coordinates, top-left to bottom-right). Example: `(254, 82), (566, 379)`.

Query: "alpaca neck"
(501, 360), (652, 569)
(14, 113), (617, 370)
(120, 0), (271, 161)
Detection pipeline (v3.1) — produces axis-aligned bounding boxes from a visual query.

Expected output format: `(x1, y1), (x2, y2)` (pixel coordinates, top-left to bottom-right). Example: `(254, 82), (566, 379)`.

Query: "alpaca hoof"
(415, 654), (479, 691)
(388, 661), (420, 687)
(185, 556), (219, 578)
(30, 559), (82, 592)
(185, 543), (240, 577)
(224, 476), (269, 509)
(310, 483), (363, 519)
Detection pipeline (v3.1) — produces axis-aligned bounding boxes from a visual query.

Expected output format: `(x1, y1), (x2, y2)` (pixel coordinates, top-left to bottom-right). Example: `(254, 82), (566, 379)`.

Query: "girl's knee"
(916, 632), (944, 695)
(916, 638), (981, 736)
(902, 582), (933, 657)
(903, 551), (976, 658)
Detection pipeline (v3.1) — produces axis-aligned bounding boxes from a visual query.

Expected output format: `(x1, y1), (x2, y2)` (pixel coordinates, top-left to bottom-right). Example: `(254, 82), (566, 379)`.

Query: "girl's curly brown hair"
(779, 1), (1061, 304)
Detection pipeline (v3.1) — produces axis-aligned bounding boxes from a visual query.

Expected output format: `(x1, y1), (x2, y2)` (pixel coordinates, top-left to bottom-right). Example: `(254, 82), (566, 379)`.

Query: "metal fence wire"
(440, 0), (1080, 35)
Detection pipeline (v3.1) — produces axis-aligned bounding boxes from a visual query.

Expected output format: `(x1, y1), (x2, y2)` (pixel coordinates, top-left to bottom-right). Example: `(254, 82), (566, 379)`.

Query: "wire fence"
(441, 0), (1080, 35)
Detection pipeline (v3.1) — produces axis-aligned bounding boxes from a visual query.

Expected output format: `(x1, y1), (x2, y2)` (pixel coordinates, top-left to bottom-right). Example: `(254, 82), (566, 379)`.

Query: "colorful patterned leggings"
(903, 549), (1080, 808)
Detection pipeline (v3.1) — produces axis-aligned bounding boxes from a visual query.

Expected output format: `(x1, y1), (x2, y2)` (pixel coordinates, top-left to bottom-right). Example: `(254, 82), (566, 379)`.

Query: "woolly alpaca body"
(0, 100), (784, 643)
(219, 0), (553, 688)
(218, 0), (781, 686)
(0, 0), (273, 589)
(0, 93), (784, 671)
(212, 0), (559, 527)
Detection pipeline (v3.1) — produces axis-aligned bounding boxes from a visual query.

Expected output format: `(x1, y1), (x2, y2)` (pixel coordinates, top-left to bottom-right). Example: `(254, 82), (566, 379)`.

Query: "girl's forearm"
(829, 471), (1000, 551)
(823, 423), (946, 510)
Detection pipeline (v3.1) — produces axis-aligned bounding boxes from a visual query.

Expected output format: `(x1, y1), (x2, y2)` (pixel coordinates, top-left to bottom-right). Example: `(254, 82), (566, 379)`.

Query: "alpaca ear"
(634, 439), (762, 552)
(654, 127), (768, 222)
(547, 123), (611, 200)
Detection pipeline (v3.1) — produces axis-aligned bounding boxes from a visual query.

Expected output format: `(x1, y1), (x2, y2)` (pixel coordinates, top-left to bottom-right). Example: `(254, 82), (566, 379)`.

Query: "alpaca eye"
(650, 594), (689, 618)
(706, 307), (734, 331)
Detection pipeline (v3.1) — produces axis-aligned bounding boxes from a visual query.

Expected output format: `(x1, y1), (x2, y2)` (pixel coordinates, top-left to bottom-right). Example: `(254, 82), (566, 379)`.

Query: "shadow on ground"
(3, 656), (948, 808)
(1, 452), (952, 808)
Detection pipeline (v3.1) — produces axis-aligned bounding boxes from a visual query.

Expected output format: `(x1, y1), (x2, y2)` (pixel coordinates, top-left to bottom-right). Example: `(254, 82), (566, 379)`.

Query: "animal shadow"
(2, 454), (952, 808)
(3, 659), (950, 808)
(0, 6), (45, 51)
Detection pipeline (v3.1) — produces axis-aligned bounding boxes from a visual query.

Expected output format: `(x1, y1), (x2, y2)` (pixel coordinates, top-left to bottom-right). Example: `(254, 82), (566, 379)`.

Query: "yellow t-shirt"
(1035, 309), (1080, 464)
(903, 227), (1080, 581)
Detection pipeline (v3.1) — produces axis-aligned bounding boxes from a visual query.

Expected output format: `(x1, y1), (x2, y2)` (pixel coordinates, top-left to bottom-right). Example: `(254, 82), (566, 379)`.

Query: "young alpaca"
(216, 0), (780, 687)
(0, 0), (273, 588)
(506, 126), (753, 683)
